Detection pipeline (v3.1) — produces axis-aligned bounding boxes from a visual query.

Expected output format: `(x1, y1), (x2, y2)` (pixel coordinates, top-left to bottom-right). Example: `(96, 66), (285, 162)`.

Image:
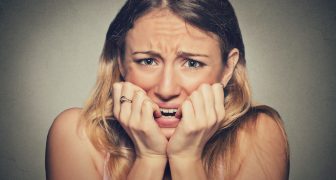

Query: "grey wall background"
(0, 0), (335, 179)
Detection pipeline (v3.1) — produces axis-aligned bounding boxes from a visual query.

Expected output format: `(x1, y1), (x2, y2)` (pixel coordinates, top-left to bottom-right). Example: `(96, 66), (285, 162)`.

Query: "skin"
(45, 7), (288, 180)
(118, 8), (238, 138)
(113, 9), (239, 179)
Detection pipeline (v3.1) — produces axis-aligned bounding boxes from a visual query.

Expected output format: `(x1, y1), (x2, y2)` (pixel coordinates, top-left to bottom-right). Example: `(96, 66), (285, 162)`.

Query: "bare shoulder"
(46, 108), (105, 180)
(47, 108), (85, 146)
(250, 111), (287, 144)
(237, 106), (288, 146)
(233, 106), (289, 180)
(48, 108), (82, 135)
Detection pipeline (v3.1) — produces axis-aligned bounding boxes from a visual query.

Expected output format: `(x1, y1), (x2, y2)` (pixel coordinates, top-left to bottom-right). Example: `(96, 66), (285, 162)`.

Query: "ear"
(221, 48), (239, 87)
(117, 54), (126, 80)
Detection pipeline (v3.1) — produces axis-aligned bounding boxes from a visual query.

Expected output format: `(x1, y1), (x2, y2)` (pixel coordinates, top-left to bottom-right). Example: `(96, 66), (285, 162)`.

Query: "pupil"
(146, 59), (152, 64)
(189, 61), (196, 67)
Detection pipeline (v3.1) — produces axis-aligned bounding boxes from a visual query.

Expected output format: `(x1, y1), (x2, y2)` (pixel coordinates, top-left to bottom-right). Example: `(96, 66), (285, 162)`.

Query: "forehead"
(125, 9), (220, 53)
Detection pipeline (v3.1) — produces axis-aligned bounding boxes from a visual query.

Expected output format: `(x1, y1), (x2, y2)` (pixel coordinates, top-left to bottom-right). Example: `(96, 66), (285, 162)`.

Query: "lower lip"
(155, 116), (180, 128)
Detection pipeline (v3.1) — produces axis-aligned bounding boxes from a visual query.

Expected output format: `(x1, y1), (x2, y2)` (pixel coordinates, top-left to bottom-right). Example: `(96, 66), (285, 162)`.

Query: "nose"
(154, 66), (181, 101)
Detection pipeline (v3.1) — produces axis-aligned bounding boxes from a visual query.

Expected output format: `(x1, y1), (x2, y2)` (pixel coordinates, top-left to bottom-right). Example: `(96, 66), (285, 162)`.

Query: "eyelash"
(183, 58), (205, 69)
(134, 58), (205, 69)
(135, 58), (158, 66)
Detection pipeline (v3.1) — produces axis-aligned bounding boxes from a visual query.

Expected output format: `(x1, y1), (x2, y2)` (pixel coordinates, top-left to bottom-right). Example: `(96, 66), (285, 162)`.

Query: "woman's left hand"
(166, 83), (226, 161)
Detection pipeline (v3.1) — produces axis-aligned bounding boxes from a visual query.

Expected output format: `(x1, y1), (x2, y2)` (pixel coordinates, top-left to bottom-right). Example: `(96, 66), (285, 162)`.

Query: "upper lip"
(156, 102), (181, 109)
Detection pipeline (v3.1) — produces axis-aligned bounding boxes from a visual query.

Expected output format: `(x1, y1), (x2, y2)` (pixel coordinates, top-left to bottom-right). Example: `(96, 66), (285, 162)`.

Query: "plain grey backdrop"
(0, 0), (335, 179)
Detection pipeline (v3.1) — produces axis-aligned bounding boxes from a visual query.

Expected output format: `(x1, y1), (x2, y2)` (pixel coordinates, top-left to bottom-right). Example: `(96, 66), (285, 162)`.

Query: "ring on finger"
(120, 96), (132, 104)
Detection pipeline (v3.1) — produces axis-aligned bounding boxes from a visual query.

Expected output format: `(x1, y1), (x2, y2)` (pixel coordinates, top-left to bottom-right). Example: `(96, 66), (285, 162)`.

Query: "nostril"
(155, 92), (180, 101)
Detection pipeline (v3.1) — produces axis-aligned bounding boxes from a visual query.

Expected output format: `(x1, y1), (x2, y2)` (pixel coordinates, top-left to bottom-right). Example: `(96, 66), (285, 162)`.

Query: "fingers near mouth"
(154, 107), (181, 128)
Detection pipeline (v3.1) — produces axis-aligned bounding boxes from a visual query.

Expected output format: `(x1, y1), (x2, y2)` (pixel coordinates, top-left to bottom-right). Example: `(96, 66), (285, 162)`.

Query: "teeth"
(160, 108), (177, 114)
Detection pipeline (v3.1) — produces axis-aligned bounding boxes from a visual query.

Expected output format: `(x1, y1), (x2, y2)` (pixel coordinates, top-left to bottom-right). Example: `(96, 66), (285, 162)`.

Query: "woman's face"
(120, 9), (225, 138)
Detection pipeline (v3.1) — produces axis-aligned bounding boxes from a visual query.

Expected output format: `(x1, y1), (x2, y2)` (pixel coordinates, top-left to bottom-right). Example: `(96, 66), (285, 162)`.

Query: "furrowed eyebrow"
(132, 51), (163, 59)
(177, 51), (209, 58)
(131, 50), (209, 59)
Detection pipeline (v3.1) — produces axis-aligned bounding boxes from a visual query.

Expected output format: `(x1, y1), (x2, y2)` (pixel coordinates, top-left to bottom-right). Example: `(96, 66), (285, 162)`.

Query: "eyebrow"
(132, 50), (209, 58)
(132, 51), (163, 59)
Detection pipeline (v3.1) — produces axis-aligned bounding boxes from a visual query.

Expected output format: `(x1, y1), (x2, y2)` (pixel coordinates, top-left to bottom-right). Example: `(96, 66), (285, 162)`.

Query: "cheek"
(178, 70), (222, 94)
(125, 68), (159, 91)
(124, 65), (223, 95)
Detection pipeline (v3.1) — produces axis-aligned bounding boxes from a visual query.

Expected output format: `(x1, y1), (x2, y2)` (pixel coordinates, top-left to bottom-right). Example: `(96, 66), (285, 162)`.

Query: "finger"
(141, 99), (154, 120)
(127, 82), (147, 94)
(122, 82), (158, 116)
(199, 84), (217, 122)
(212, 83), (225, 122)
(150, 101), (162, 118)
(139, 95), (161, 118)
(119, 82), (135, 124)
(130, 90), (146, 123)
(141, 99), (160, 132)
(179, 99), (196, 131)
(190, 90), (206, 122)
(112, 82), (123, 120)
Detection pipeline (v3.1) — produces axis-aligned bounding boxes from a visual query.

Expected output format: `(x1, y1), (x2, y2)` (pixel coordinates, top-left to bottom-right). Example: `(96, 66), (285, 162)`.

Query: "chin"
(160, 128), (176, 139)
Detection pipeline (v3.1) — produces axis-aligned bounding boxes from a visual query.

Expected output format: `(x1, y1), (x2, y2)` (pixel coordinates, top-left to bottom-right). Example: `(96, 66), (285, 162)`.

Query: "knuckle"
(128, 121), (138, 130)
(182, 125), (193, 134)
(182, 99), (191, 108)
(199, 83), (209, 90)
(134, 85), (146, 93)
(113, 82), (122, 89)
(122, 82), (133, 91)
(144, 99), (152, 107)
(135, 89), (145, 96)
(213, 83), (222, 89)
(190, 91), (200, 100)
(208, 111), (217, 121)
(193, 126), (203, 133)
(183, 124), (202, 134)
(200, 84), (212, 95)
(217, 110), (225, 121)
(133, 90), (143, 101)
(140, 124), (151, 133)
(123, 81), (132, 87)
(207, 117), (217, 127)
(212, 83), (224, 96)
(141, 100), (151, 113)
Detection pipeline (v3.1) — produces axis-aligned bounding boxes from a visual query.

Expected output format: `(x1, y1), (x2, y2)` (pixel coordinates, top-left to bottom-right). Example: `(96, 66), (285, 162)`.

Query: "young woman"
(46, 0), (289, 179)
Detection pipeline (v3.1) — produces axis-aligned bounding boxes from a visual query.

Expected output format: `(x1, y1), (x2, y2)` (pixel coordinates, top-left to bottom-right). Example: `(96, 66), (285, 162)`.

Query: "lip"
(155, 102), (183, 119)
(155, 116), (180, 128)
(156, 102), (180, 109)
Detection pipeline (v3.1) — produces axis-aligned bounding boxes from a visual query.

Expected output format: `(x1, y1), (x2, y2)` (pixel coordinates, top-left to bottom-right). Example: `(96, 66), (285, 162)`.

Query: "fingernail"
(175, 108), (182, 119)
(154, 110), (162, 118)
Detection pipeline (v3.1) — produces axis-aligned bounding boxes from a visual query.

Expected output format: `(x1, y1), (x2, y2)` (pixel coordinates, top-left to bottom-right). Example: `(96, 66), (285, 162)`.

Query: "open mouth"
(160, 108), (177, 117)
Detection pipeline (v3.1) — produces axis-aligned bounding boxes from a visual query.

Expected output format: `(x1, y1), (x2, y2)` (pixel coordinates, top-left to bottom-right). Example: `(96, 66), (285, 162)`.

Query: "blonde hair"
(80, 53), (289, 179)
(79, 1), (289, 179)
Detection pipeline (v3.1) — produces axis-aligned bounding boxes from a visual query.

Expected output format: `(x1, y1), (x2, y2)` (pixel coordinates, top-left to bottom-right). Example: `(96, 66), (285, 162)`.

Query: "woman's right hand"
(112, 82), (168, 159)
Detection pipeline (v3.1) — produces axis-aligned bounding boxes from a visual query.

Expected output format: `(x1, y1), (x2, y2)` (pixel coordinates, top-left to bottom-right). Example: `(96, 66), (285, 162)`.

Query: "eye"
(136, 58), (158, 66)
(184, 59), (204, 68)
